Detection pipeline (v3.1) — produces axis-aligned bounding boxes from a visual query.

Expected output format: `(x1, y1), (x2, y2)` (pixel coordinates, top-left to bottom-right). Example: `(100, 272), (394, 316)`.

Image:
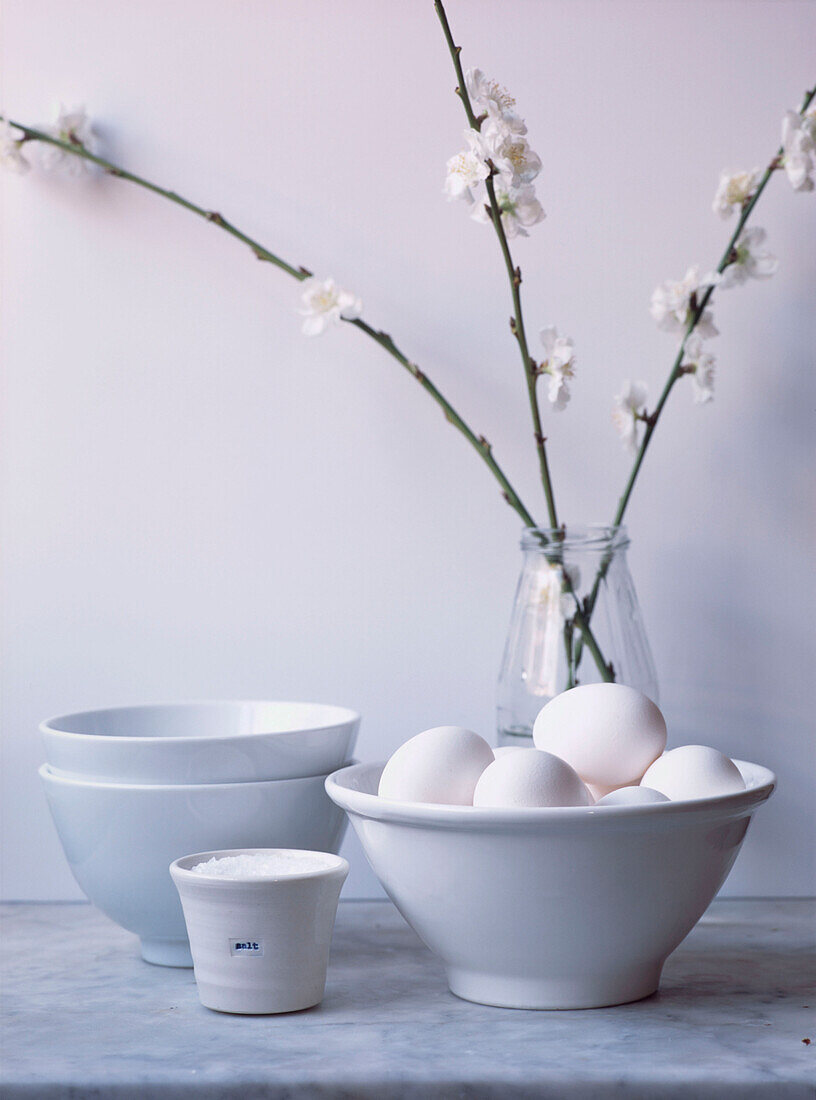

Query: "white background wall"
(1, 0), (814, 901)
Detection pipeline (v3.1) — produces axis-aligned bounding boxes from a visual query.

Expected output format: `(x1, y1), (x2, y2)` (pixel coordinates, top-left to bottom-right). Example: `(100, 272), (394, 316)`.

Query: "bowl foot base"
(446, 961), (663, 1010)
(140, 937), (193, 967)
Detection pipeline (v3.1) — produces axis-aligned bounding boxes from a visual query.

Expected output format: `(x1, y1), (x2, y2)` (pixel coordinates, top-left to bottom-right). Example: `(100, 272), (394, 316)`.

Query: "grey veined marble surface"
(1, 899), (814, 1098)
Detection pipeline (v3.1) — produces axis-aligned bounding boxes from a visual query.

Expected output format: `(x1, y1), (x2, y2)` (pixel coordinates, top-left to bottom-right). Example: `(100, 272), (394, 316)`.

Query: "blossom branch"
(487, 181), (559, 528)
(435, 0), (613, 682)
(434, 0), (559, 530)
(349, 319), (536, 525)
(568, 588), (614, 682)
(615, 82), (815, 527)
(8, 122), (310, 281)
(573, 82), (816, 673)
(1, 115), (538, 528)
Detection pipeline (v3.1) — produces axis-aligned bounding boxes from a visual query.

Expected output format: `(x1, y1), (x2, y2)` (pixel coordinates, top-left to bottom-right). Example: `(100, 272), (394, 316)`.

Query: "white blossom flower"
(712, 168), (760, 218)
(539, 326), (575, 411)
(37, 105), (95, 174)
(471, 120), (541, 188)
(299, 277), (362, 336)
(449, 69), (543, 233)
(0, 119), (29, 173)
(559, 561), (582, 618)
(681, 334), (716, 404)
(524, 559), (582, 693)
(612, 381), (648, 453)
(542, 561), (582, 620)
(781, 109), (815, 192)
(443, 145), (489, 202)
(719, 226), (778, 288)
(470, 181), (544, 238)
(464, 68), (527, 133)
(650, 265), (719, 338)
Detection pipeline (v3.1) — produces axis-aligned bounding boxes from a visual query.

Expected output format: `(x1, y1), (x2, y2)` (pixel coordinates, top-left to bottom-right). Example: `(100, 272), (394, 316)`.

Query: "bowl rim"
(39, 700), (361, 744)
(169, 847), (350, 885)
(325, 759), (776, 827)
(39, 759), (358, 792)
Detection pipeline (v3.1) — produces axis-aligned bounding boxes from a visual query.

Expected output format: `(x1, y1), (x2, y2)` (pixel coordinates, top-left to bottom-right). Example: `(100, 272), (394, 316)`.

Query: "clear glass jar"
(497, 525), (658, 742)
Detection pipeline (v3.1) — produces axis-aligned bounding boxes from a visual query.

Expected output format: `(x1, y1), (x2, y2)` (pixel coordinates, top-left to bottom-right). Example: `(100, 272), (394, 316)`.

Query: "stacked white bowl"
(39, 701), (359, 966)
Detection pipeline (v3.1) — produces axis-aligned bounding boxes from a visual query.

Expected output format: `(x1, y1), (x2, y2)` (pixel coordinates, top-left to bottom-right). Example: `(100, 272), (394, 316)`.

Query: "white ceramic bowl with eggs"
(39, 701), (360, 784)
(40, 762), (351, 967)
(326, 758), (775, 1010)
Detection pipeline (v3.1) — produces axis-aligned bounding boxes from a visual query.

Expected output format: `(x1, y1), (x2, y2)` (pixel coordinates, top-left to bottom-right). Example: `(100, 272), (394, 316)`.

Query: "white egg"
(532, 683), (667, 789)
(378, 726), (494, 805)
(472, 748), (592, 808)
(595, 785), (670, 806)
(586, 782), (617, 802)
(641, 745), (745, 801)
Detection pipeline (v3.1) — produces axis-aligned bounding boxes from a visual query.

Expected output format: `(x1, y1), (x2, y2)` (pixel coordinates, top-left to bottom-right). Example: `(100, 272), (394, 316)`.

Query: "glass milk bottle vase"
(497, 526), (658, 741)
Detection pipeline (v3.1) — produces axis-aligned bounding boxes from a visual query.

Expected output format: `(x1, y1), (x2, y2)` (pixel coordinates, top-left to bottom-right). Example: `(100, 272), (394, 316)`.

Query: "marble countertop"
(2, 898), (814, 1098)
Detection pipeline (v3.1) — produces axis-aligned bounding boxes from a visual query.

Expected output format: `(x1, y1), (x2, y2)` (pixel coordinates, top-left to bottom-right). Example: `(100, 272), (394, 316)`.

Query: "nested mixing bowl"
(326, 760), (775, 1009)
(40, 701), (360, 784)
(41, 763), (350, 966)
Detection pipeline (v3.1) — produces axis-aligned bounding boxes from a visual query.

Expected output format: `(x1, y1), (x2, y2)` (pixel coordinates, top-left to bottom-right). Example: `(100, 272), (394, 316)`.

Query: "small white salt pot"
(170, 848), (348, 1014)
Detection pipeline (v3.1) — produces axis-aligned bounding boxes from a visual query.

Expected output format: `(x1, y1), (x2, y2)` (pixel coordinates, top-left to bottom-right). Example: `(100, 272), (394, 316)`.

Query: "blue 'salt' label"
(230, 939), (263, 956)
